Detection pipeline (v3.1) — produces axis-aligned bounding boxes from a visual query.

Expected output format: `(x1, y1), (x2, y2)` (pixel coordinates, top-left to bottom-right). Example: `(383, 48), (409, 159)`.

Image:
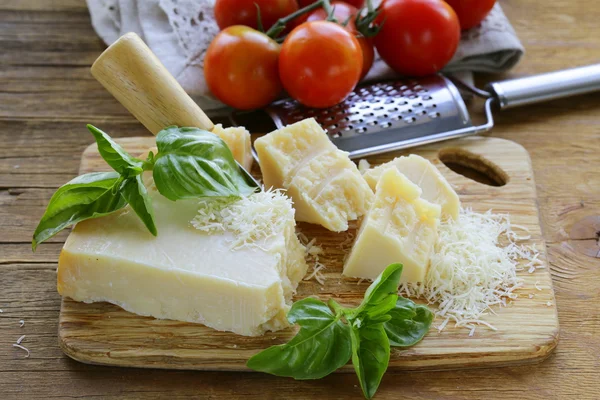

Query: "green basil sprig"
(32, 125), (258, 250)
(246, 263), (434, 399)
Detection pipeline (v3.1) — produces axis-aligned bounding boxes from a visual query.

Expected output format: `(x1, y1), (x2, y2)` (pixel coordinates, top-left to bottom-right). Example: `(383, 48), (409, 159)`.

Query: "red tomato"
(306, 1), (374, 79)
(374, 0), (460, 76)
(214, 0), (299, 32)
(444, 0), (496, 30)
(298, 0), (364, 8)
(204, 26), (282, 110)
(279, 21), (363, 108)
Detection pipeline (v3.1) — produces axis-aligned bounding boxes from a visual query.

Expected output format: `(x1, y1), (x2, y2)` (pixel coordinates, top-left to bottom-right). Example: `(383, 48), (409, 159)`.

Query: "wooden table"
(1, 1), (599, 398)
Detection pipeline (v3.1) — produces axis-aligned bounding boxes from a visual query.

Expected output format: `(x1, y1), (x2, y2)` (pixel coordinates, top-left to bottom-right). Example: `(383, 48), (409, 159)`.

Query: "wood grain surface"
(58, 136), (558, 371)
(1, 0), (600, 399)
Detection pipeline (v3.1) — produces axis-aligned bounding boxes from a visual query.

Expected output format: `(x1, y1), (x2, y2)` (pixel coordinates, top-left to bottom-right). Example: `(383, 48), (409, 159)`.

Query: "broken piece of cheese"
(343, 168), (441, 283)
(363, 154), (459, 220)
(212, 123), (254, 171)
(255, 118), (373, 232)
(58, 177), (307, 337)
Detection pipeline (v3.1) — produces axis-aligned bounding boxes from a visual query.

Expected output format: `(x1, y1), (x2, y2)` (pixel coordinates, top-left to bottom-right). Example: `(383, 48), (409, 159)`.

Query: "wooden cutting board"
(58, 136), (559, 371)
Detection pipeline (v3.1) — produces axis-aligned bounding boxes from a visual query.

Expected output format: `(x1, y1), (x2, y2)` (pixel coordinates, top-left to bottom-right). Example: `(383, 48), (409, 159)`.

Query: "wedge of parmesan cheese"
(255, 118), (373, 232)
(362, 154), (459, 220)
(343, 168), (441, 282)
(58, 174), (307, 337)
(211, 124), (254, 171)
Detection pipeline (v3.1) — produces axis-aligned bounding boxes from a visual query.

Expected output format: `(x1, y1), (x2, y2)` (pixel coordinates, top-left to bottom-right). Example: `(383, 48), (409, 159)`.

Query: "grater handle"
(91, 32), (214, 134)
(486, 64), (600, 109)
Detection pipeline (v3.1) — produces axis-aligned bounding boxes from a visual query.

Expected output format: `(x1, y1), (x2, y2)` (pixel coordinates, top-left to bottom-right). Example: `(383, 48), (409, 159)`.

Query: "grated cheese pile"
(297, 231), (326, 285)
(190, 189), (295, 250)
(400, 208), (540, 333)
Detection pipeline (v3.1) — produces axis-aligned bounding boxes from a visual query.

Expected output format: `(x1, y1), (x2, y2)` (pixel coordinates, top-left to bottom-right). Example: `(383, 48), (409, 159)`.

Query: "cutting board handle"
(91, 32), (214, 135)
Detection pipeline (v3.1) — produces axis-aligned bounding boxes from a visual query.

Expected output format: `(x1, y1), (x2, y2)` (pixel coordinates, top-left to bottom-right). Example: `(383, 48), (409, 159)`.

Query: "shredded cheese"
(13, 344), (30, 358)
(297, 233), (326, 285)
(13, 335), (30, 358)
(358, 159), (371, 173)
(400, 208), (539, 332)
(190, 189), (295, 250)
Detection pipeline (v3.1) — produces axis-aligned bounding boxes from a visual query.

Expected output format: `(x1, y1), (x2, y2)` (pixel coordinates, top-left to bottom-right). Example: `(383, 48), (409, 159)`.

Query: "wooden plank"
(1, 0), (599, 398)
(0, 1), (87, 11)
(0, 243), (62, 263)
(57, 136), (559, 371)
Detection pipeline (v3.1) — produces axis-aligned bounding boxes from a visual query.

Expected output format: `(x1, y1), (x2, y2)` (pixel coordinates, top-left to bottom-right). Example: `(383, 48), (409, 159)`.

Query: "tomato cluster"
(204, 0), (496, 110)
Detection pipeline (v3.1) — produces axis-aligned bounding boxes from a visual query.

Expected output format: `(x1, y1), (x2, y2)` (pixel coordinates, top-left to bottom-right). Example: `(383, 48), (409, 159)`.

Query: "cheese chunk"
(58, 177), (307, 337)
(363, 154), (459, 220)
(343, 168), (441, 283)
(255, 118), (373, 232)
(212, 124), (254, 171)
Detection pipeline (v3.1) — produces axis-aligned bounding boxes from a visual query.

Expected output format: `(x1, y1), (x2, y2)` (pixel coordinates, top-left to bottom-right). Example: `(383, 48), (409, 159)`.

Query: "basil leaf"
(120, 175), (157, 236)
(32, 172), (126, 250)
(384, 297), (434, 347)
(153, 126), (257, 201)
(350, 321), (390, 399)
(355, 263), (403, 318)
(87, 124), (143, 177)
(246, 298), (352, 379)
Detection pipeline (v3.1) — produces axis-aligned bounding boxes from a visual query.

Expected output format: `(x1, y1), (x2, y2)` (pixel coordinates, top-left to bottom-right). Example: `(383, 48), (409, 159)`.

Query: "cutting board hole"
(438, 148), (509, 187)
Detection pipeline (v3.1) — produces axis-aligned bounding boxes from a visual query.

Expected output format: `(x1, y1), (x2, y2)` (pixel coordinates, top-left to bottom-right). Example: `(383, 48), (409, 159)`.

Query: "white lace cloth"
(87, 0), (524, 110)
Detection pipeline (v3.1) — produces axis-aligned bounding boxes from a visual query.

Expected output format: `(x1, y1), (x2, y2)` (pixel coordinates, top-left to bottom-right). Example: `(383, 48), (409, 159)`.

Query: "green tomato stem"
(321, 0), (337, 23)
(265, 0), (325, 38)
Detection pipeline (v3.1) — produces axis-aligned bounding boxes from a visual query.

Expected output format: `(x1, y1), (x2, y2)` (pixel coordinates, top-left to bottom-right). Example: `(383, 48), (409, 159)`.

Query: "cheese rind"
(255, 118), (373, 232)
(343, 168), (441, 283)
(362, 154), (460, 220)
(211, 124), (254, 171)
(58, 176), (306, 337)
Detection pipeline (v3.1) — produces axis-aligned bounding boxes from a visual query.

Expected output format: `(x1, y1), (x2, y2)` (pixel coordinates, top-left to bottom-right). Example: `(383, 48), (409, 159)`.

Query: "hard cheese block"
(363, 154), (460, 220)
(344, 168), (441, 282)
(58, 177), (307, 337)
(255, 118), (373, 232)
(211, 124), (254, 171)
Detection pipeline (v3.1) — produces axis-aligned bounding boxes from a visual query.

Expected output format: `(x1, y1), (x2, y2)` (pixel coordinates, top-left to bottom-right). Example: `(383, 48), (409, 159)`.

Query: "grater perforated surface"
(266, 75), (472, 156)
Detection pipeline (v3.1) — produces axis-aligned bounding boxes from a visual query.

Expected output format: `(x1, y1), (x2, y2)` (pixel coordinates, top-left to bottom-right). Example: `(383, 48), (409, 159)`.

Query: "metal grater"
(266, 76), (472, 158)
(233, 64), (600, 159)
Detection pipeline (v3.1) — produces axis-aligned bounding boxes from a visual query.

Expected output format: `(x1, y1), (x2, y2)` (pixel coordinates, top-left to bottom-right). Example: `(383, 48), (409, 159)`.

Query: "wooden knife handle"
(91, 32), (214, 134)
